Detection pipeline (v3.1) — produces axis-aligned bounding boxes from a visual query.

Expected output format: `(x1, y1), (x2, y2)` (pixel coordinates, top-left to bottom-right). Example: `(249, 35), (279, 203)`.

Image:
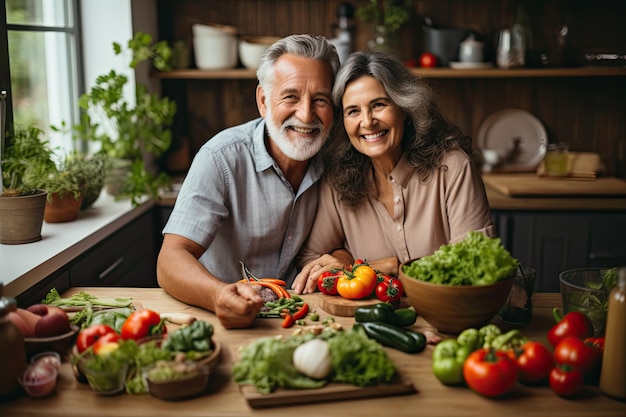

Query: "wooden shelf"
(153, 67), (626, 80)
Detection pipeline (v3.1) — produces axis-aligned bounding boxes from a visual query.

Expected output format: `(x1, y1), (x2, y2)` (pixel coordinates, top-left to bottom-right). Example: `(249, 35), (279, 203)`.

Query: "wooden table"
(1, 288), (624, 416)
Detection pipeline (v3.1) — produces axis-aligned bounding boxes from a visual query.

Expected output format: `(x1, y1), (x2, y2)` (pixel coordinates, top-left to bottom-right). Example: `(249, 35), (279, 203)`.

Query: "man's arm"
(156, 233), (264, 328)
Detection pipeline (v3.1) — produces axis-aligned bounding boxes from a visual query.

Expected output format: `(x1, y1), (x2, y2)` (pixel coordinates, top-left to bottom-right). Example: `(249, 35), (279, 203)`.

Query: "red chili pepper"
(293, 303), (309, 320)
(281, 314), (295, 328)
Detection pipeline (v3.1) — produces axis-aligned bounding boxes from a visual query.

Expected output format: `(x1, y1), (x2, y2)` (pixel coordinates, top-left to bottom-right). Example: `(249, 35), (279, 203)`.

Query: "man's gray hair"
(256, 34), (340, 94)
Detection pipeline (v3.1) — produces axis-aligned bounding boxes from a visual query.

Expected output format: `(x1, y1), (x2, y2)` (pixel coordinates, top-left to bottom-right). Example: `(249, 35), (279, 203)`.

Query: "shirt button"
(394, 197), (401, 203)
(396, 225), (402, 232)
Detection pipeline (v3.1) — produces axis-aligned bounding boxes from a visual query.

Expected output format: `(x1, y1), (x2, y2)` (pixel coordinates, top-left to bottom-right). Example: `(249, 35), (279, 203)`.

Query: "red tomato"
(121, 309), (166, 341)
(317, 271), (341, 295)
(547, 311), (594, 347)
(507, 341), (554, 385)
(375, 274), (404, 303)
(463, 348), (518, 397)
(419, 52), (437, 68)
(76, 324), (117, 353)
(553, 336), (602, 375)
(549, 365), (584, 397)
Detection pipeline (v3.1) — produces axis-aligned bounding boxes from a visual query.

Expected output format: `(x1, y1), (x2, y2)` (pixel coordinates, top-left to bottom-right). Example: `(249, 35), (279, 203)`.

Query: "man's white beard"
(264, 106), (328, 161)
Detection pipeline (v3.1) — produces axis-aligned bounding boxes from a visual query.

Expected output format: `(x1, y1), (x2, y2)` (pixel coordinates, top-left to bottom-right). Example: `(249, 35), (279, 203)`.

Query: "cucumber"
(356, 321), (426, 354)
(354, 303), (395, 324)
(392, 308), (418, 327)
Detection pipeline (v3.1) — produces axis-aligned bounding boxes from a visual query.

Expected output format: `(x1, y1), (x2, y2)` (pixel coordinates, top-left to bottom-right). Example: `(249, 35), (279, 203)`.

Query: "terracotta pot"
(44, 192), (83, 223)
(0, 190), (47, 244)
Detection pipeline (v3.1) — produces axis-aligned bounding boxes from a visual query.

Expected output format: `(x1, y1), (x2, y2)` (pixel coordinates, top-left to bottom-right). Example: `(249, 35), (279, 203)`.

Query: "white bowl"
(193, 34), (238, 70)
(238, 36), (280, 69)
(192, 23), (237, 38)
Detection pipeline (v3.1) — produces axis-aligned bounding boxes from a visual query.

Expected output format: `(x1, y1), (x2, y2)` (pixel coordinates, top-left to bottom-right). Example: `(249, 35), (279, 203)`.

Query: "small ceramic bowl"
(19, 363), (58, 398)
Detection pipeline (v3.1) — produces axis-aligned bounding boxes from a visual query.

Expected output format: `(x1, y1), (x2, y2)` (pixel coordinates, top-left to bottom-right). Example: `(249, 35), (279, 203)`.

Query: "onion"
(292, 338), (332, 380)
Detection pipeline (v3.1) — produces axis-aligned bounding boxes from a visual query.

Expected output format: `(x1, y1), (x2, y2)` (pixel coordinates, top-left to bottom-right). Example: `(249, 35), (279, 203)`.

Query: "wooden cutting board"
(240, 376), (416, 408)
(483, 174), (626, 197)
(318, 294), (411, 317)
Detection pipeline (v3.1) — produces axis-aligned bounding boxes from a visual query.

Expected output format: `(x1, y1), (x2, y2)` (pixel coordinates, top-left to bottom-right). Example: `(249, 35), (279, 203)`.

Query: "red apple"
(419, 52), (438, 68)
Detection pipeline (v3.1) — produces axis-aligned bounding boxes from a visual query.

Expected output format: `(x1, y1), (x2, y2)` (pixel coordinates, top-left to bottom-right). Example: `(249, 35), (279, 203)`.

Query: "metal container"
(423, 26), (470, 67)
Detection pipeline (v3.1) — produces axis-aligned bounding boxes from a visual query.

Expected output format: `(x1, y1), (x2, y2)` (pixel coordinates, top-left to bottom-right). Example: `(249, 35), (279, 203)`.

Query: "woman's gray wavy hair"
(256, 34), (341, 95)
(325, 50), (472, 207)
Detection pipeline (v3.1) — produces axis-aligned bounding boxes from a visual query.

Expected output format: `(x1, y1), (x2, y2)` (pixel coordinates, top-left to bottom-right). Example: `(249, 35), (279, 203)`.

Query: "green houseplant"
(0, 125), (50, 243)
(74, 32), (176, 206)
(356, 0), (414, 53)
(13, 126), (103, 223)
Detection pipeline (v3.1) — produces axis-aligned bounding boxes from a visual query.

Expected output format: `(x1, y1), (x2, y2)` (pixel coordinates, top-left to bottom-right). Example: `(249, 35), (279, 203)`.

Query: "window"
(1, 0), (82, 151)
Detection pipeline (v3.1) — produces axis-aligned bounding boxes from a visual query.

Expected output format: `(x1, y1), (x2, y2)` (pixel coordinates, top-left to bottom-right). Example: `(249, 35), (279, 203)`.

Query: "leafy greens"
(402, 231), (519, 286)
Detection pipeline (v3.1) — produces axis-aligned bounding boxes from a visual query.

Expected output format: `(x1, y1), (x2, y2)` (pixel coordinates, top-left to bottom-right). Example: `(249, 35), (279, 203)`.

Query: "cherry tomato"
(75, 324), (117, 353)
(547, 310), (594, 347)
(463, 348), (518, 397)
(553, 336), (602, 375)
(419, 52), (437, 68)
(375, 274), (404, 303)
(507, 341), (554, 385)
(336, 263), (377, 300)
(549, 364), (584, 398)
(317, 271), (341, 295)
(121, 309), (166, 341)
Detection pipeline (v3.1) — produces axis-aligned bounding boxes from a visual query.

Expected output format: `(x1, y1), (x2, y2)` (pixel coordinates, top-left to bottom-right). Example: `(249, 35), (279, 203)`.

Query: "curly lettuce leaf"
(402, 231), (519, 286)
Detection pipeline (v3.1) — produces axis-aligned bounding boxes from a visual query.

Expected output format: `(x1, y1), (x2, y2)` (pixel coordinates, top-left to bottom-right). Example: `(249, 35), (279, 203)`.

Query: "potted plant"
(0, 125), (51, 243)
(75, 32), (176, 206)
(356, 0), (414, 53)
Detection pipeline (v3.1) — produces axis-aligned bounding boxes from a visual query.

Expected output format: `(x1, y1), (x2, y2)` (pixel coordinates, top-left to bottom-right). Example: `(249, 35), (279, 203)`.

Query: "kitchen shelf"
(153, 67), (626, 80)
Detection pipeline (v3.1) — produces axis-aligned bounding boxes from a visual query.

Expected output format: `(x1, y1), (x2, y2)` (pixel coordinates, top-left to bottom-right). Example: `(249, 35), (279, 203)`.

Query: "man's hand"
(214, 282), (265, 329)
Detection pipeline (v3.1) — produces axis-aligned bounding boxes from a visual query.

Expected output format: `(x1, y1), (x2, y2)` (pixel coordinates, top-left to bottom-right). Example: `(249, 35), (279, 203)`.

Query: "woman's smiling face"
(341, 75), (405, 163)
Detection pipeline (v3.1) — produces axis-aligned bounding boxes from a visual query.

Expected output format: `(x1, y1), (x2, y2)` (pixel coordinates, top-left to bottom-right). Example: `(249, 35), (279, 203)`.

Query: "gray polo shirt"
(163, 118), (323, 285)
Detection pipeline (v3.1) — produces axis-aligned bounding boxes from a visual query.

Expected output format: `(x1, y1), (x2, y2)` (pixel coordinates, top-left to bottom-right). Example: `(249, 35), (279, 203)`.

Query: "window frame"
(0, 0), (84, 148)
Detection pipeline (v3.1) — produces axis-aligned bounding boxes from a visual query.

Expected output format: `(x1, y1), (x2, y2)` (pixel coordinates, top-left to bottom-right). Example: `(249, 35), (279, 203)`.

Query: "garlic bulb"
(292, 338), (332, 380)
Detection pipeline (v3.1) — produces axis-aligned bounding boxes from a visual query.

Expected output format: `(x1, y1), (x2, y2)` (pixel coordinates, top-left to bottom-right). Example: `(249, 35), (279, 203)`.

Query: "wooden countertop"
(1, 288), (624, 416)
(486, 184), (626, 211)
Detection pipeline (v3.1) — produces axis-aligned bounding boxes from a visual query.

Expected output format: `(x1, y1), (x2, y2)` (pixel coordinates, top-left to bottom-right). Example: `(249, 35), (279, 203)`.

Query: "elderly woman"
(293, 50), (495, 294)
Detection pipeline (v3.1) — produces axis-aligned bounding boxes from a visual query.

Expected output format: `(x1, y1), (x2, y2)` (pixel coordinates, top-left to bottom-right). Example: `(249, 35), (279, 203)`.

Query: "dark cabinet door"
(69, 210), (158, 288)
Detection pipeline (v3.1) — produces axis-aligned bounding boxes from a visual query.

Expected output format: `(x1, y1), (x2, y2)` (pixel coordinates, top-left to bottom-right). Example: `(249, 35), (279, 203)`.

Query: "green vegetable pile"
(43, 288), (133, 309)
(402, 231), (519, 286)
(232, 327), (397, 394)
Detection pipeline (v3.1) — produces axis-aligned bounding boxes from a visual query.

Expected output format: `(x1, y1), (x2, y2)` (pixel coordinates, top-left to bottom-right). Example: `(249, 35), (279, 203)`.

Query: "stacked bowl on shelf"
(192, 23), (238, 70)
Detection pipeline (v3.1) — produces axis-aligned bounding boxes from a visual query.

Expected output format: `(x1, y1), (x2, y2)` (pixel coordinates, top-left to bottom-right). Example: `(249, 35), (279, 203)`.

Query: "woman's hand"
(292, 254), (346, 294)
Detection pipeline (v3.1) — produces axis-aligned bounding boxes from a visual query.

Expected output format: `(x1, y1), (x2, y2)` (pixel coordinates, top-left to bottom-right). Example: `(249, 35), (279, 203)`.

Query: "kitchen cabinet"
(492, 210), (626, 292)
(155, 0), (626, 178)
(9, 203), (160, 307)
(69, 208), (159, 289)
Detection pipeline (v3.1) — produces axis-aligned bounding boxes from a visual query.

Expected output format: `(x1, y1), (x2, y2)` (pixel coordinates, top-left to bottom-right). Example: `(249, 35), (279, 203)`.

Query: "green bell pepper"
(432, 339), (471, 386)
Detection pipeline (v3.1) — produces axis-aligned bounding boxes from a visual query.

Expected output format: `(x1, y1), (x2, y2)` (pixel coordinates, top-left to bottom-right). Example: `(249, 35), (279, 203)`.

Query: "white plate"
(449, 61), (495, 69)
(477, 109), (547, 171)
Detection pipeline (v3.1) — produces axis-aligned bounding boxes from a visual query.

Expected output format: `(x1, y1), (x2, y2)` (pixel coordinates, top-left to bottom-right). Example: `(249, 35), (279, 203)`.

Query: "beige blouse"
(298, 150), (496, 267)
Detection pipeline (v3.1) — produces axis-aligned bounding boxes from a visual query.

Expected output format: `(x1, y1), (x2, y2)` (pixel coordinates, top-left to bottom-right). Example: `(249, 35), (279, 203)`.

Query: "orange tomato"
(336, 263), (377, 300)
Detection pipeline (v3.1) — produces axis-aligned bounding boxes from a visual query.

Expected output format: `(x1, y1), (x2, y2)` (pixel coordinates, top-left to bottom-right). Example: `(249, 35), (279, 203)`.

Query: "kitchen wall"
(155, 0), (626, 177)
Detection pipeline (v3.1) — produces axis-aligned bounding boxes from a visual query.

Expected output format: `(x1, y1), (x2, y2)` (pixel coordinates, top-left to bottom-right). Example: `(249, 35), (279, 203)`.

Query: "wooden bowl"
(146, 365), (210, 401)
(24, 325), (80, 360)
(399, 263), (514, 335)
